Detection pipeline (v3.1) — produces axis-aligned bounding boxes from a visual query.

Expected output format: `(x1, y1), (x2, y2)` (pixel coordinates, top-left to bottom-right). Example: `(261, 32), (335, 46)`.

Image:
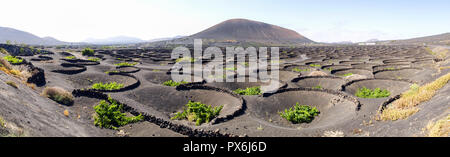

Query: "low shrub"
(175, 57), (195, 63)
(292, 67), (310, 72)
(92, 82), (124, 90)
(340, 73), (353, 77)
(41, 87), (74, 105)
(6, 81), (18, 88)
(171, 101), (223, 126)
(355, 87), (390, 98)
(426, 115), (449, 137)
(88, 57), (101, 62)
(224, 67), (237, 71)
(105, 70), (119, 74)
(233, 86), (262, 95)
(312, 85), (322, 89)
(162, 80), (188, 87)
(309, 64), (321, 68)
(279, 103), (320, 124)
(81, 48), (95, 56)
(65, 56), (76, 60)
(377, 73), (450, 121)
(0, 48), (9, 55)
(114, 62), (137, 67)
(3, 55), (23, 64)
(94, 96), (144, 129)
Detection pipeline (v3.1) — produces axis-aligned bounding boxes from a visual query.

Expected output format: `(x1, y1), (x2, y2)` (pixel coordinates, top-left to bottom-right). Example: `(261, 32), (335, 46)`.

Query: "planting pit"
(373, 64), (411, 72)
(291, 76), (345, 90)
(374, 68), (423, 80)
(252, 88), (359, 129)
(144, 71), (204, 85)
(205, 76), (286, 94)
(342, 79), (413, 98)
(331, 68), (374, 78)
(127, 85), (244, 125)
(51, 63), (87, 75)
(69, 73), (139, 90)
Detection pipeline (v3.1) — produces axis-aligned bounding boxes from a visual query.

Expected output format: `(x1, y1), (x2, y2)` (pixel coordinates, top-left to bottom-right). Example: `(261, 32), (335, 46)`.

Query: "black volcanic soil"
(1, 45), (448, 137)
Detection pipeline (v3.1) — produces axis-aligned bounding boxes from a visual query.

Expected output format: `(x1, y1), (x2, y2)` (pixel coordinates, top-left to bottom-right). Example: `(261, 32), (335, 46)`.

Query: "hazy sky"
(1, 0), (449, 43)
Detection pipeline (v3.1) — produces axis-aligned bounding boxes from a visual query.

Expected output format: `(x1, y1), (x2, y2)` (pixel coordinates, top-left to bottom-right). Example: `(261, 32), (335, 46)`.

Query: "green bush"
(340, 73), (353, 77)
(6, 81), (18, 88)
(224, 67), (237, 71)
(279, 103), (320, 124)
(114, 62), (137, 67)
(171, 101), (223, 126)
(3, 55), (23, 64)
(292, 67), (310, 72)
(309, 64), (321, 68)
(312, 85), (322, 89)
(94, 96), (143, 129)
(162, 80), (188, 87)
(42, 87), (74, 106)
(88, 57), (100, 62)
(81, 48), (95, 56)
(233, 86), (262, 95)
(355, 87), (390, 98)
(175, 57), (195, 63)
(105, 70), (119, 74)
(65, 56), (76, 60)
(92, 82), (124, 90)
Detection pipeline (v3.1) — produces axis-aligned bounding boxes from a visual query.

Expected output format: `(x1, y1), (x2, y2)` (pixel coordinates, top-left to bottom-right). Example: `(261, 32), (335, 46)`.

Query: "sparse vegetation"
(175, 57), (195, 63)
(6, 81), (18, 88)
(324, 68), (333, 71)
(292, 67), (310, 72)
(340, 73), (353, 77)
(279, 103), (320, 124)
(426, 114), (449, 137)
(162, 80), (188, 87)
(233, 86), (262, 95)
(41, 87), (74, 106)
(171, 101), (223, 126)
(224, 67), (237, 71)
(312, 85), (322, 89)
(105, 70), (119, 74)
(114, 62), (137, 67)
(65, 56), (76, 60)
(378, 73), (450, 121)
(88, 57), (101, 62)
(0, 48), (9, 54)
(94, 96), (144, 129)
(81, 48), (95, 56)
(92, 82), (124, 90)
(309, 64), (321, 68)
(3, 55), (23, 64)
(355, 87), (390, 98)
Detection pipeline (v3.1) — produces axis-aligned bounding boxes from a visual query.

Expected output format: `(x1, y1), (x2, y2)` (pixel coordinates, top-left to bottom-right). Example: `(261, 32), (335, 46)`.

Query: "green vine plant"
(94, 96), (144, 129)
(279, 103), (320, 124)
(355, 87), (390, 98)
(162, 80), (189, 87)
(171, 101), (223, 126)
(92, 82), (124, 90)
(233, 86), (262, 95)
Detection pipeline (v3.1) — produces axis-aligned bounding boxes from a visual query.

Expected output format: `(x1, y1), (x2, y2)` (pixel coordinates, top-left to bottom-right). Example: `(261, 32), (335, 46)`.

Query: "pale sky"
(1, 0), (449, 43)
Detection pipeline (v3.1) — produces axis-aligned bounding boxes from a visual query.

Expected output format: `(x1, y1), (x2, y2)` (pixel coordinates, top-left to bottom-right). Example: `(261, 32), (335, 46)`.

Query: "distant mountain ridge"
(383, 33), (450, 45)
(83, 36), (146, 45)
(0, 26), (68, 45)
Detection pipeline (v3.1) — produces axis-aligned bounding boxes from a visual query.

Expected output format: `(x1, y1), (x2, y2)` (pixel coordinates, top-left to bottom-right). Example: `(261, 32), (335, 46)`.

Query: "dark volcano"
(191, 19), (313, 44)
